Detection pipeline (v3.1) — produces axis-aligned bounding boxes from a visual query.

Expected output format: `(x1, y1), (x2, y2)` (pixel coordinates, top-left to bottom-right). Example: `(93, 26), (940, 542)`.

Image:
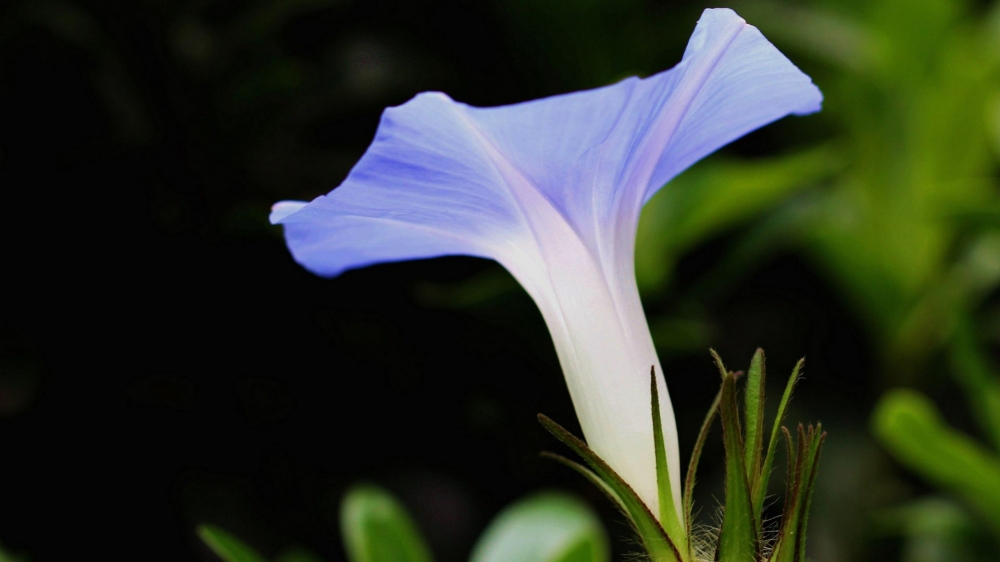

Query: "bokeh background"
(1, 0), (999, 560)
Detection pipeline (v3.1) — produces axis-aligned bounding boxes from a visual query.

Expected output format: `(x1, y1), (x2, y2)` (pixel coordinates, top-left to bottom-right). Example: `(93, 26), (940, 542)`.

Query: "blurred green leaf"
(873, 389), (1000, 536)
(734, 0), (882, 74)
(340, 484), (433, 562)
(874, 498), (990, 562)
(0, 541), (27, 562)
(715, 0), (1000, 386)
(635, 146), (841, 293)
(949, 318), (1000, 451)
(275, 547), (326, 562)
(197, 525), (268, 562)
(646, 313), (713, 353)
(468, 491), (609, 562)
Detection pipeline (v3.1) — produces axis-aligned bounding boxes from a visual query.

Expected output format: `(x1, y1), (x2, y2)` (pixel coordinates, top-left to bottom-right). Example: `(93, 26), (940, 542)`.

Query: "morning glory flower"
(271, 8), (821, 522)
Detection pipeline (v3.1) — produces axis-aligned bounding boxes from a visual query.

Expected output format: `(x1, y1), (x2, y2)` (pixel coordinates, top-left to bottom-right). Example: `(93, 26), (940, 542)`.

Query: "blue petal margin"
(272, 8), (821, 278)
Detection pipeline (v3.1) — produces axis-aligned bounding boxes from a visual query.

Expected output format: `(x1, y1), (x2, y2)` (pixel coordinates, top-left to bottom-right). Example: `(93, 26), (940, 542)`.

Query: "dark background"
(1, 1), (997, 561)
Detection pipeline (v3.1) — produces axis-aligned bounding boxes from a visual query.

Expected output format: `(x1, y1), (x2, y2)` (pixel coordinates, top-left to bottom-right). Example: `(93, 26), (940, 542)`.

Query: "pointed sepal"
(683, 385), (722, 547)
(651, 367), (690, 556)
(767, 424), (825, 562)
(538, 414), (685, 562)
(744, 349), (766, 502)
(754, 359), (803, 521)
(713, 354), (758, 562)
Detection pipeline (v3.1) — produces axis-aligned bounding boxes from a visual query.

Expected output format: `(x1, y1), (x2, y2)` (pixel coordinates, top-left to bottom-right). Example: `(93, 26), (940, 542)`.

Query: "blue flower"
(272, 8), (821, 521)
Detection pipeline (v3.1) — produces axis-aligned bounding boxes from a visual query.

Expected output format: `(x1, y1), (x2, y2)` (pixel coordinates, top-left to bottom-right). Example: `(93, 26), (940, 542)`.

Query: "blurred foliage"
(872, 318), (1000, 557)
(199, 524), (326, 562)
(199, 525), (271, 562)
(467, 491), (608, 562)
(200, 487), (606, 562)
(874, 390), (1000, 537)
(718, 0), (1000, 379)
(872, 498), (997, 562)
(0, 542), (28, 562)
(340, 485), (434, 562)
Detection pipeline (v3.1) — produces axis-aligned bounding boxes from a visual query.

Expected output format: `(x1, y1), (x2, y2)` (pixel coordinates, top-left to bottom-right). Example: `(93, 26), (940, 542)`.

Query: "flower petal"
(274, 8), (820, 281)
(271, 92), (536, 277)
(641, 8), (823, 204)
(464, 8), (822, 278)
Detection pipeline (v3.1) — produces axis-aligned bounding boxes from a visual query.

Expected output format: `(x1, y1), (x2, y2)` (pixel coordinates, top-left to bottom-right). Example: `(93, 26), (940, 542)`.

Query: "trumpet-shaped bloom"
(272, 8), (821, 520)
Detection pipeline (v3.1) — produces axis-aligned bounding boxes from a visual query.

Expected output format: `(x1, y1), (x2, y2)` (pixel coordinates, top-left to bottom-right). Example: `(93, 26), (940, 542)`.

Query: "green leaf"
(197, 525), (269, 562)
(873, 497), (987, 562)
(538, 415), (683, 562)
(650, 368), (688, 556)
(635, 146), (841, 294)
(873, 389), (1000, 536)
(0, 541), (28, 562)
(275, 548), (326, 562)
(754, 359), (803, 520)
(714, 355), (757, 562)
(340, 484), (434, 562)
(683, 386), (721, 543)
(949, 317), (1000, 451)
(469, 491), (610, 562)
(743, 349), (766, 507)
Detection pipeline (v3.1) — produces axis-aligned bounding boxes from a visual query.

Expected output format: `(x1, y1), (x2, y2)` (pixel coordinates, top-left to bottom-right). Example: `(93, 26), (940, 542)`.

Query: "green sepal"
(683, 385), (722, 544)
(744, 349), (766, 499)
(753, 359), (803, 521)
(540, 452), (625, 511)
(651, 368), (689, 557)
(340, 484), (434, 562)
(197, 524), (269, 562)
(714, 359), (758, 562)
(469, 491), (610, 562)
(538, 414), (684, 562)
(768, 424), (825, 562)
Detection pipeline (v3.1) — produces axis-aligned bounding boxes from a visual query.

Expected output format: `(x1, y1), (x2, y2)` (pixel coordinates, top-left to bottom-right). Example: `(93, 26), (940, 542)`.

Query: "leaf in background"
(873, 389), (1000, 537)
(0, 542), (27, 562)
(340, 484), (434, 562)
(635, 146), (841, 294)
(275, 548), (327, 562)
(949, 317), (1000, 451)
(873, 497), (992, 562)
(197, 525), (269, 562)
(469, 491), (609, 562)
(646, 313), (714, 354)
(733, 0), (881, 75)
